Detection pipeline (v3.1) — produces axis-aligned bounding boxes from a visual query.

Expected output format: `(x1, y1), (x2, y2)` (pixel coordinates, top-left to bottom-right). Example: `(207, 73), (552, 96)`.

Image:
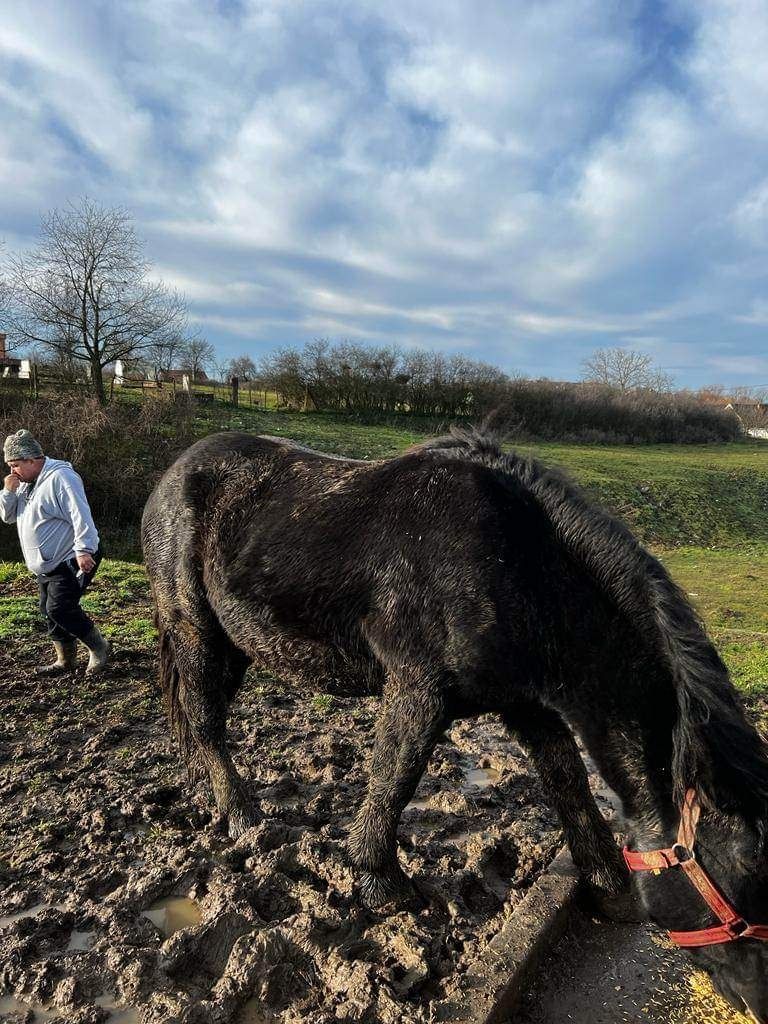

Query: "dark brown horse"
(142, 429), (768, 1021)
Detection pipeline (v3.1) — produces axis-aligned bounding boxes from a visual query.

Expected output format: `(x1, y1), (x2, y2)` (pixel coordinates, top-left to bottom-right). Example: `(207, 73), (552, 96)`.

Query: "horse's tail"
(156, 617), (197, 767)
(143, 459), (210, 773)
(505, 450), (768, 811)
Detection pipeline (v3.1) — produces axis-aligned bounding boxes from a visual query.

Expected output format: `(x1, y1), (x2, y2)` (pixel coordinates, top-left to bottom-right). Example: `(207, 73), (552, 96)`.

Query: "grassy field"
(660, 545), (768, 703)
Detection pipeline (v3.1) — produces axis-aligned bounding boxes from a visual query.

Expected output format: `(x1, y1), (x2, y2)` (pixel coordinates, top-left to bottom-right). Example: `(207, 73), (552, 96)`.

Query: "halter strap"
(623, 789), (768, 948)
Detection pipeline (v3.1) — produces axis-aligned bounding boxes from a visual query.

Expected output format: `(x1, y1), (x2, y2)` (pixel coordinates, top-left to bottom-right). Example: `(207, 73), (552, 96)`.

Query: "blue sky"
(2, 0), (768, 388)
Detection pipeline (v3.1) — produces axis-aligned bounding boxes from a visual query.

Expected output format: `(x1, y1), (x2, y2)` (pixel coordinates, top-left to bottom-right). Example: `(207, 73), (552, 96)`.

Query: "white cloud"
(686, 0), (768, 138)
(2, 0), (768, 385)
(734, 300), (768, 325)
(0, 7), (153, 176)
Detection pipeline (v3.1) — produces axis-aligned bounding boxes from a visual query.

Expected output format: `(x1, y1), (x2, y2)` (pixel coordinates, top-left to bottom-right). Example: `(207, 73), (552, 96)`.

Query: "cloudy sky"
(2, 0), (768, 387)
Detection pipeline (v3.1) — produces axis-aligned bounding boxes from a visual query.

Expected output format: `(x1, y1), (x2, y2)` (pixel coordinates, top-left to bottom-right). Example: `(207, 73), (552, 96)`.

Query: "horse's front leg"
(348, 672), (446, 909)
(503, 701), (636, 918)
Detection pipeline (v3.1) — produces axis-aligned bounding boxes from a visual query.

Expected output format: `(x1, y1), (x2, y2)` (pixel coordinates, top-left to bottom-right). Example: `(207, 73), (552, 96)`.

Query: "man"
(0, 429), (109, 676)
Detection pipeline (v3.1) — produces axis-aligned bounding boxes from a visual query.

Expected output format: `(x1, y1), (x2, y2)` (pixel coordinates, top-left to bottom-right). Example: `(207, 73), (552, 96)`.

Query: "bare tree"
(180, 334), (214, 381)
(0, 251), (11, 325)
(695, 385), (727, 405)
(229, 355), (257, 381)
(145, 328), (187, 380)
(5, 198), (185, 403)
(580, 348), (673, 392)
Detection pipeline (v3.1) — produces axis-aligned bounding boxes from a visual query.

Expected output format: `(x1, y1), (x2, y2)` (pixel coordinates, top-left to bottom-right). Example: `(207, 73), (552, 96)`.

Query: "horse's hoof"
(227, 806), (261, 840)
(357, 870), (421, 912)
(587, 886), (646, 923)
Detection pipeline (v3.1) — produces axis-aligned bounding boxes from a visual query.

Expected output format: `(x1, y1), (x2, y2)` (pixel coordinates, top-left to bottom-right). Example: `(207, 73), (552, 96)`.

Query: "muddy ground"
(4, 568), (765, 1024)
(0, 568), (568, 1024)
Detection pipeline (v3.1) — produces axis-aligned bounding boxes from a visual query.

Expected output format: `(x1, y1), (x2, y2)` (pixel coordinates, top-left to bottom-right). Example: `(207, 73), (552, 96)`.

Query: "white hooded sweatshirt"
(0, 457), (99, 575)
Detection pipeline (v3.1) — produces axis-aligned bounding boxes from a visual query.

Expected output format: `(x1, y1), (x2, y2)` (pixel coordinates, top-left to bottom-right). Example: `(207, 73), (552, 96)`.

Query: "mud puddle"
(65, 929), (94, 951)
(140, 895), (202, 937)
(0, 903), (66, 929)
(94, 992), (142, 1022)
(0, 624), (563, 1023)
(0, 994), (55, 1019)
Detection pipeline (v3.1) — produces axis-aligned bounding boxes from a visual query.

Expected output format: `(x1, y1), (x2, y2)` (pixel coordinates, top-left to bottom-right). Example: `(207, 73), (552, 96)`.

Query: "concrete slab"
(430, 847), (580, 1023)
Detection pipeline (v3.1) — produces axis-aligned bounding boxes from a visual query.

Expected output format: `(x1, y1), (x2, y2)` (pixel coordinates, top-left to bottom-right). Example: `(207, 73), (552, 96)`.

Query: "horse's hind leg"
(348, 670), (446, 909)
(502, 701), (633, 913)
(160, 614), (257, 838)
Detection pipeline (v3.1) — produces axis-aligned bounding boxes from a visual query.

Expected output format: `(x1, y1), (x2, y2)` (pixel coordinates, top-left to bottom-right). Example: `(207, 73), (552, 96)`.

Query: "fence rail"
(0, 371), (276, 410)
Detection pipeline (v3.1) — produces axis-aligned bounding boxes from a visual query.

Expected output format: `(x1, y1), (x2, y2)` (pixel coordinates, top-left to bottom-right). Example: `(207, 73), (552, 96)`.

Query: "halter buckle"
(671, 842), (694, 863)
(725, 918), (749, 939)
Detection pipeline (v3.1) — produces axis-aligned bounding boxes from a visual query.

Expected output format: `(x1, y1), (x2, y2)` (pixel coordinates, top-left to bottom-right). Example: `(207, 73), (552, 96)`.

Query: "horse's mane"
(416, 426), (768, 822)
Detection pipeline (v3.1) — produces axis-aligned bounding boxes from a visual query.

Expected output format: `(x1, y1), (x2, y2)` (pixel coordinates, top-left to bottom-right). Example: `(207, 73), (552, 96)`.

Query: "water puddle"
(108, 1011), (142, 1024)
(66, 929), (94, 951)
(0, 903), (66, 929)
(238, 996), (269, 1023)
(0, 994), (54, 1018)
(94, 992), (140, 1022)
(140, 896), (202, 937)
(462, 766), (501, 791)
(408, 764), (501, 810)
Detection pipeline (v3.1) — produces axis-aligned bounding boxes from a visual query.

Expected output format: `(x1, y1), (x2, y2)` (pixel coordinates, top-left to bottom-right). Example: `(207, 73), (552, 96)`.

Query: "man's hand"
(76, 552), (96, 573)
(3, 474), (19, 492)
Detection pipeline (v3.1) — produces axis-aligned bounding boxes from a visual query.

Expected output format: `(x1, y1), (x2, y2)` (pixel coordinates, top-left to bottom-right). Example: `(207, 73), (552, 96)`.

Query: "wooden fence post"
(231, 376), (239, 406)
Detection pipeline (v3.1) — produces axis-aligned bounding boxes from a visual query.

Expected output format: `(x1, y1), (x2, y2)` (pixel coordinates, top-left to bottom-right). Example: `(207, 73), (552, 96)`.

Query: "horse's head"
(628, 797), (768, 1022)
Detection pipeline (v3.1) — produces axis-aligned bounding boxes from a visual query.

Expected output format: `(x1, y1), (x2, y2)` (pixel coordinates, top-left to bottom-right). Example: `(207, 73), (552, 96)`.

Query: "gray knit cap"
(4, 429), (44, 462)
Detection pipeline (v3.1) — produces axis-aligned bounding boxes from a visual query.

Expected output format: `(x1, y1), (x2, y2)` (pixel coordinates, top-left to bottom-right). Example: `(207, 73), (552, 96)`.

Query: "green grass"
(0, 558), (156, 647)
(311, 693), (335, 715)
(190, 404), (429, 459)
(0, 562), (31, 586)
(0, 594), (41, 639)
(120, 616), (156, 647)
(658, 546), (768, 696)
(514, 440), (768, 548)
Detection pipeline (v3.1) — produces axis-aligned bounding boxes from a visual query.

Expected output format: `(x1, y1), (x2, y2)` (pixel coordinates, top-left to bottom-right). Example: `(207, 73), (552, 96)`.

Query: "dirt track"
(0, 573), (563, 1023)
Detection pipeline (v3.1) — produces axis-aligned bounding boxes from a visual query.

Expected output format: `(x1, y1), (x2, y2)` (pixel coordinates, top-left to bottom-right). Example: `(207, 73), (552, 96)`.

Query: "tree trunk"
(91, 357), (107, 405)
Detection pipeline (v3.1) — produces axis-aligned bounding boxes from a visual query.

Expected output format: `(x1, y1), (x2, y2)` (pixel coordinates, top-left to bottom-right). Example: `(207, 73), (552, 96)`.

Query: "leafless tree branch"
(5, 197), (187, 403)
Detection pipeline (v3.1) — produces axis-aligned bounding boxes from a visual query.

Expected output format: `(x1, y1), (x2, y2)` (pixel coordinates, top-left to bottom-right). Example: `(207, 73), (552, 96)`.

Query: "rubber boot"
(82, 626), (110, 676)
(35, 640), (78, 677)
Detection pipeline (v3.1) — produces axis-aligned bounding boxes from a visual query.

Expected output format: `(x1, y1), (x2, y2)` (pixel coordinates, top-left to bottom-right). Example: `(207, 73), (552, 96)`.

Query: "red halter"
(623, 789), (768, 948)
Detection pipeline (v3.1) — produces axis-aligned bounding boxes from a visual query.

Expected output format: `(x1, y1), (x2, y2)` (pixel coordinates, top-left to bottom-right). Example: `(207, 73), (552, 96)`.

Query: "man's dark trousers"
(37, 550), (102, 642)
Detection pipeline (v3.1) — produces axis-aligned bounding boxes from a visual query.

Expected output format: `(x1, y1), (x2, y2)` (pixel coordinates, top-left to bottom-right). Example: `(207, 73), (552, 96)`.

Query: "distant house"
(723, 397), (767, 439)
(160, 368), (209, 384)
(724, 398), (764, 415)
(0, 333), (22, 376)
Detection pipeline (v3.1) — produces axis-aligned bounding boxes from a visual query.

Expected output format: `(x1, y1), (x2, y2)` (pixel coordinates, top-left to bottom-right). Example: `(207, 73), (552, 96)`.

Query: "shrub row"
(0, 391), (194, 560)
(492, 380), (740, 445)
